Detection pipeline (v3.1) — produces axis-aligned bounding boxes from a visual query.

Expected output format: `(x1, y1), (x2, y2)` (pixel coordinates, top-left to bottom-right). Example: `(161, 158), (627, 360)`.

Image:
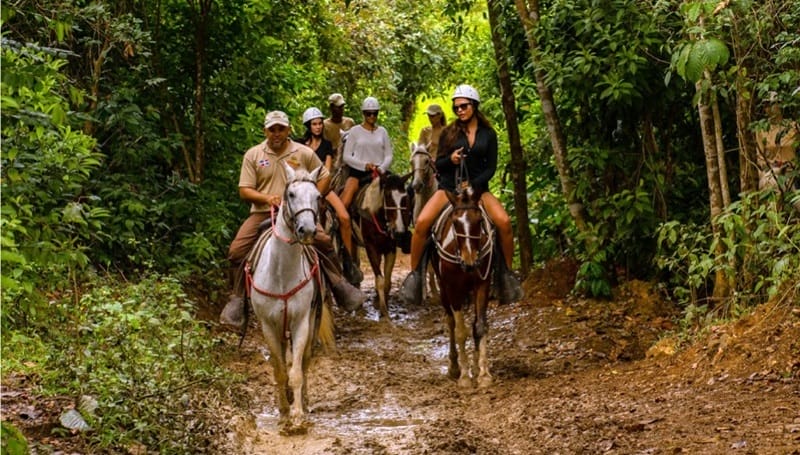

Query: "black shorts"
(347, 167), (370, 180)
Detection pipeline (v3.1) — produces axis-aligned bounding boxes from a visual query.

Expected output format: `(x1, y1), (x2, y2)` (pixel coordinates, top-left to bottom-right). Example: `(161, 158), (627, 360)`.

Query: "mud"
(221, 255), (800, 454)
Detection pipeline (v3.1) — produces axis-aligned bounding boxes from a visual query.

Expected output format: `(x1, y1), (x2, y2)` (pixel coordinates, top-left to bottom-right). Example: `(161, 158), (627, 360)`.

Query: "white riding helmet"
(302, 107), (324, 125)
(452, 84), (480, 103)
(361, 96), (381, 111)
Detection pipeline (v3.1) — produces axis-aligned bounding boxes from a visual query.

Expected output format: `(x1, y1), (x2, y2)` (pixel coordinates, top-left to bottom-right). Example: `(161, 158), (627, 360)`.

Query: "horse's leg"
(288, 304), (312, 427)
(442, 300), (459, 380)
(380, 251), (396, 320)
(365, 245), (385, 317)
(453, 308), (472, 388)
(259, 317), (291, 422)
(473, 282), (493, 388)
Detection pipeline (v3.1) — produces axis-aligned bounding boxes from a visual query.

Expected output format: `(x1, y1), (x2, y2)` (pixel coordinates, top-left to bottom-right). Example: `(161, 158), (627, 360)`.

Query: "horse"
(431, 187), (495, 388)
(248, 163), (335, 434)
(353, 171), (412, 320)
(409, 141), (440, 301)
(409, 142), (438, 223)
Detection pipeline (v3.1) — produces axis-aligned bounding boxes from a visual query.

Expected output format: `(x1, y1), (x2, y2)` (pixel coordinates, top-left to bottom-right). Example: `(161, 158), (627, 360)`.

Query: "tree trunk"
(514, 0), (587, 232)
(735, 78), (759, 193)
(710, 90), (731, 208)
(696, 81), (731, 303)
(186, 0), (212, 184)
(487, 0), (532, 274)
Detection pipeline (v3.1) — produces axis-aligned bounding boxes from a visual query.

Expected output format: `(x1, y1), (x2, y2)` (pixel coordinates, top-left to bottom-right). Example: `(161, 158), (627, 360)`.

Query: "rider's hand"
(266, 194), (281, 207)
(451, 147), (464, 164)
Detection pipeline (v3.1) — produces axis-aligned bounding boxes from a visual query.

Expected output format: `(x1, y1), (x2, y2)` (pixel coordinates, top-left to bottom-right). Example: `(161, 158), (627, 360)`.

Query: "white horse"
(249, 163), (334, 435)
(410, 142), (438, 223)
(410, 142), (440, 302)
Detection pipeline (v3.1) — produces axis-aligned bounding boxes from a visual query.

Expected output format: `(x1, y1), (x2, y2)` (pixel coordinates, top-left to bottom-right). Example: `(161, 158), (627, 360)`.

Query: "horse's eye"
(288, 191), (295, 198)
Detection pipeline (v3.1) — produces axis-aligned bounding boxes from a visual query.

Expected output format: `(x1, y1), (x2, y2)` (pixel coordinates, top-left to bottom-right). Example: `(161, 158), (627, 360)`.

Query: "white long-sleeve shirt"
(342, 125), (393, 172)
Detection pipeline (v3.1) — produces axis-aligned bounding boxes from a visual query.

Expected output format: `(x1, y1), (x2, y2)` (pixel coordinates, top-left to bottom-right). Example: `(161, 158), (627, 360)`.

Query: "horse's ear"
(409, 142), (416, 153)
(465, 185), (477, 201)
(283, 161), (296, 182)
(310, 164), (323, 182)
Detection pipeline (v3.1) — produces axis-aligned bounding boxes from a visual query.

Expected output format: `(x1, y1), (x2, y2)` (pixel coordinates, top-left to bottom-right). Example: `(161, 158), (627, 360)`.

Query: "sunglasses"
(452, 102), (472, 113)
(363, 111), (379, 117)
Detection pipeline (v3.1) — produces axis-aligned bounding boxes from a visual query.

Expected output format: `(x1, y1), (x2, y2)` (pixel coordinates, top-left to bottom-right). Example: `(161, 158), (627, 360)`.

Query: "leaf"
(60, 409), (91, 432)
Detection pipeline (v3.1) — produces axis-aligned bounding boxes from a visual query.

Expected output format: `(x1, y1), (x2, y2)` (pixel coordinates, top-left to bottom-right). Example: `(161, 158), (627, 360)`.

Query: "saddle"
(242, 227), (329, 302)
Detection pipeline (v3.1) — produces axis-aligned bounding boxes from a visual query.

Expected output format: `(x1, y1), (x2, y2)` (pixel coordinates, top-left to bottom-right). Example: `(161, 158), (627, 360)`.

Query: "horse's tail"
(317, 300), (336, 352)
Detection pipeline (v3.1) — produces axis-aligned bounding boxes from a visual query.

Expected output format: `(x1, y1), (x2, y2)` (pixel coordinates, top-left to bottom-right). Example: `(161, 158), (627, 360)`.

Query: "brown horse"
(432, 187), (495, 388)
(354, 172), (412, 320)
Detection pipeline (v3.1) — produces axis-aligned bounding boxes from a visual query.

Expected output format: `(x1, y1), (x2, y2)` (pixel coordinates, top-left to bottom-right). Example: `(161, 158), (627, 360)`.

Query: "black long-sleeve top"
(435, 123), (498, 194)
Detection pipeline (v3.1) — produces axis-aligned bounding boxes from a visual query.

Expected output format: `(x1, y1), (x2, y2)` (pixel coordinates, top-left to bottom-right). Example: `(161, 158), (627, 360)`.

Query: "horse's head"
(282, 163), (322, 244)
(410, 142), (434, 193)
(444, 187), (489, 271)
(381, 172), (413, 237)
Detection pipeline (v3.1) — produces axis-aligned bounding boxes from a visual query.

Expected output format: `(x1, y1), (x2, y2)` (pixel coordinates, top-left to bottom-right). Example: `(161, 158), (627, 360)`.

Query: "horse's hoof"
(448, 366), (460, 380)
(458, 377), (473, 388)
(478, 376), (493, 388)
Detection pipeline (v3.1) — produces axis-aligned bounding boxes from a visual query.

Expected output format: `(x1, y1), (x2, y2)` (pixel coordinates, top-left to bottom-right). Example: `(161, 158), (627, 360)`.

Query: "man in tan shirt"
(221, 111), (365, 329)
(323, 93), (356, 183)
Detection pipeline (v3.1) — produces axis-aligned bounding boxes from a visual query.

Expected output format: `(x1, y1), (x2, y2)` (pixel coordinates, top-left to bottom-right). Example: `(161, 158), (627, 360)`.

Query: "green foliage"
(1, 43), (106, 325)
(673, 37), (730, 83)
(656, 191), (800, 312)
(2, 275), (238, 452)
(1, 421), (29, 455)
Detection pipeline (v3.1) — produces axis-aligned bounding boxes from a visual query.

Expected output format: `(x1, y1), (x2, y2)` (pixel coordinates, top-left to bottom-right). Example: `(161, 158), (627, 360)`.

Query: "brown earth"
(221, 255), (800, 454)
(3, 256), (799, 454)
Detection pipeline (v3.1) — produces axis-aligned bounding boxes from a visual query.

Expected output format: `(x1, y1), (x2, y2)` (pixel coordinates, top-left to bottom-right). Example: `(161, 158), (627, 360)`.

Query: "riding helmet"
(302, 107), (324, 125)
(361, 96), (381, 112)
(452, 84), (480, 104)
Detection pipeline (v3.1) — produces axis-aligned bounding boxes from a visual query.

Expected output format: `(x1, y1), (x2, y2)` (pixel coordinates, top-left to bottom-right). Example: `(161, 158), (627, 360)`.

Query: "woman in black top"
(400, 85), (522, 305)
(300, 107), (362, 285)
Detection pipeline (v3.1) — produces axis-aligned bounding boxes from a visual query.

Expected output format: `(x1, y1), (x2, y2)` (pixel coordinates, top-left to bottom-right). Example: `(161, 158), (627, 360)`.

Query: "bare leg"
(326, 191), (354, 255)
(480, 192), (513, 268)
(409, 190), (449, 270)
(340, 177), (359, 210)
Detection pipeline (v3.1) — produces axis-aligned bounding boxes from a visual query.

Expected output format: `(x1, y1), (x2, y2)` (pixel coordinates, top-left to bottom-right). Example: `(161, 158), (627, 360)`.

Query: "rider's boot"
(220, 264), (246, 330)
(496, 255), (523, 305)
(398, 238), (429, 306)
(316, 230), (367, 312)
(342, 249), (364, 285)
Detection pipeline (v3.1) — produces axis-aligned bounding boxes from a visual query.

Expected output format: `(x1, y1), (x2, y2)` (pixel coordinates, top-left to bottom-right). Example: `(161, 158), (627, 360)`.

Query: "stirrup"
(498, 269), (523, 305)
(398, 270), (423, 306)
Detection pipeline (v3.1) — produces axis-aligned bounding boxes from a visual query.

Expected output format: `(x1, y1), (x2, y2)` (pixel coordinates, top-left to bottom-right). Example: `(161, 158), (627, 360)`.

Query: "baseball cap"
(328, 93), (346, 107)
(264, 110), (290, 128)
(426, 104), (443, 115)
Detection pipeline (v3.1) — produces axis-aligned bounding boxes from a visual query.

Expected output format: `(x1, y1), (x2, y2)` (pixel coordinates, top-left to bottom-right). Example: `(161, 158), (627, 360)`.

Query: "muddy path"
(223, 255), (800, 454)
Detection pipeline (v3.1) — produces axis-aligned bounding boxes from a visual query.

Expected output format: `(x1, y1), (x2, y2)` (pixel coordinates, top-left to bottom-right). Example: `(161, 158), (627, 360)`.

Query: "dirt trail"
(223, 256), (800, 454)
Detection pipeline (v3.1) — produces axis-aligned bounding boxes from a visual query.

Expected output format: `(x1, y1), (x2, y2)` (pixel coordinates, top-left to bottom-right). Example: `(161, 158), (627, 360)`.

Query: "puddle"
(256, 393), (430, 435)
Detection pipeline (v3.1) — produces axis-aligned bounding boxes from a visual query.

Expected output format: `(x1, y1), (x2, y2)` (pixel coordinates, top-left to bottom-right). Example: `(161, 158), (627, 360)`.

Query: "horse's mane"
(382, 172), (407, 189)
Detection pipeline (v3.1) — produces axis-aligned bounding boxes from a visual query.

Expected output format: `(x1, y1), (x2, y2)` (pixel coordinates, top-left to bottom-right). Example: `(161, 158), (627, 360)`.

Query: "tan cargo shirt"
(323, 117), (356, 151)
(238, 139), (329, 213)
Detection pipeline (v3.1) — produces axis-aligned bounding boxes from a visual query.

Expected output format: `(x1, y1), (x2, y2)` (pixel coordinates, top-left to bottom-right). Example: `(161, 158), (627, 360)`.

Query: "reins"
(245, 254), (319, 340)
(434, 202), (494, 280)
(247, 176), (321, 340)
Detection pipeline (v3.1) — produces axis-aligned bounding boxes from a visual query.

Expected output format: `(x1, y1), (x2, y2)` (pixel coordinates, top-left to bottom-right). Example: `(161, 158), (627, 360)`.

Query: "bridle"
(271, 177), (319, 244)
(411, 148), (436, 175)
(434, 196), (494, 280)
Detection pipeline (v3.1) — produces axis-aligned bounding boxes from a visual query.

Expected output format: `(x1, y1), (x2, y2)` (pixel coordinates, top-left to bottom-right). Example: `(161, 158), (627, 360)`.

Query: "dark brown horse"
(432, 187), (495, 388)
(354, 172), (412, 320)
